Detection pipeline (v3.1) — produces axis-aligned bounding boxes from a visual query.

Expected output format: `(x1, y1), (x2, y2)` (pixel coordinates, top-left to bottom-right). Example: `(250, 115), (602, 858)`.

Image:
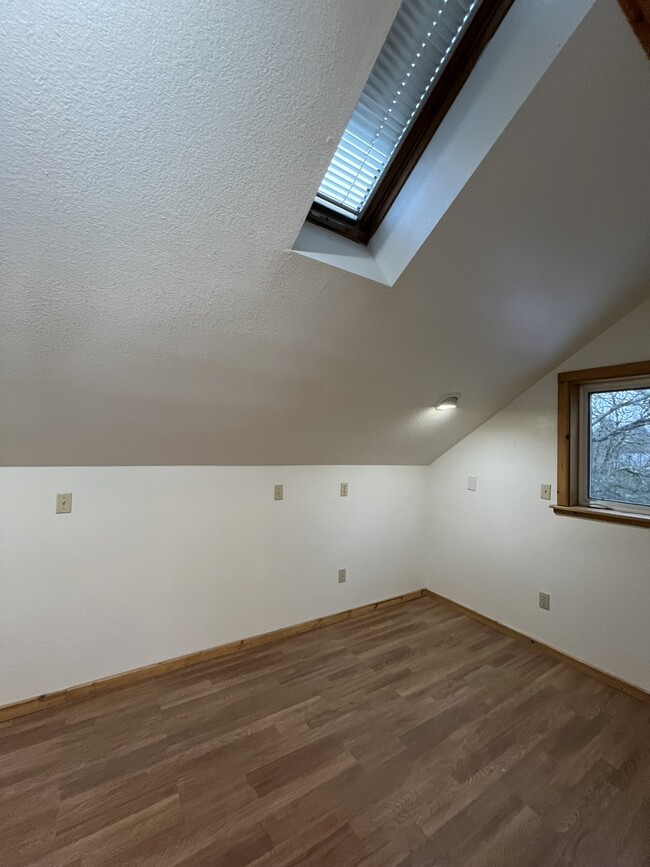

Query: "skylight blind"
(315, 0), (483, 219)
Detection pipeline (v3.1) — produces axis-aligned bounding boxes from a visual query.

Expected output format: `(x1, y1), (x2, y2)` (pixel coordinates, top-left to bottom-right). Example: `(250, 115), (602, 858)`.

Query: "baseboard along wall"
(423, 590), (649, 705)
(2, 587), (647, 723)
(0, 590), (425, 723)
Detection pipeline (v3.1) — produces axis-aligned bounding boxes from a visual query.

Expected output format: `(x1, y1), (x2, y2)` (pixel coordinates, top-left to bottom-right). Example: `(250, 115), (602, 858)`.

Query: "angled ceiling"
(1, 0), (649, 466)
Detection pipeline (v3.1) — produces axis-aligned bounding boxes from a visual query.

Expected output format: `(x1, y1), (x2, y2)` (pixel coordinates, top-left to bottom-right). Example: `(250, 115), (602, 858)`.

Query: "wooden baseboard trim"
(7, 587), (643, 723)
(423, 589), (649, 705)
(0, 589), (425, 724)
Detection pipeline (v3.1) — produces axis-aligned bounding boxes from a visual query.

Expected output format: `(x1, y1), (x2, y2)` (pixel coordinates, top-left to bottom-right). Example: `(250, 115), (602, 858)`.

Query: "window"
(555, 361), (650, 528)
(308, 0), (515, 244)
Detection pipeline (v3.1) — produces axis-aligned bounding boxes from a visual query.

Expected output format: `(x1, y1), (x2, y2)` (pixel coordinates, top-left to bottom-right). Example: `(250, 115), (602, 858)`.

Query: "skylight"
(315, 0), (484, 220)
(307, 0), (515, 244)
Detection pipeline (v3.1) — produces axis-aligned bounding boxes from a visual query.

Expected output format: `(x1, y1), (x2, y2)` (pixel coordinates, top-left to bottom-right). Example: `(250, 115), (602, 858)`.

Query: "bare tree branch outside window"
(589, 387), (650, 507)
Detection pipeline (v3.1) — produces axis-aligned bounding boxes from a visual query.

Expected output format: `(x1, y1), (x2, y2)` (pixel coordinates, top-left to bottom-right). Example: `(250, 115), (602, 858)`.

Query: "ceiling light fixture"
(434, 394), (460, 411)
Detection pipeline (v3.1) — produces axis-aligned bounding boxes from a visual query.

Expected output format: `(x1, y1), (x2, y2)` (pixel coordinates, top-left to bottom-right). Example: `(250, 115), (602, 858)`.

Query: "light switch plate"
(467, 476), (477, 492)
(340, 482), (348, 497)
(540, 484), (552, 500)
(274, 484), (283, 501)
(56, 493), (72, 514)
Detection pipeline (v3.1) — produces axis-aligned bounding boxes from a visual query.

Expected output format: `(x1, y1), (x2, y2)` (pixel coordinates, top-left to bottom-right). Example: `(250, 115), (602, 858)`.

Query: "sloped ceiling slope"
(1, 0), (649, 466)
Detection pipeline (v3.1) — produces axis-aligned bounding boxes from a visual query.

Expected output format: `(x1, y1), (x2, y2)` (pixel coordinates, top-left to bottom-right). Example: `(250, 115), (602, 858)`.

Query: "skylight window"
(317, 0), (481, 219)
(309, 0), (515, 243)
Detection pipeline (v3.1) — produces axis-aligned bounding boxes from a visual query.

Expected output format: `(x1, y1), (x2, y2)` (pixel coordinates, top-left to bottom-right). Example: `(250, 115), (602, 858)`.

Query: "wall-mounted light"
(434, 393), (460, 411)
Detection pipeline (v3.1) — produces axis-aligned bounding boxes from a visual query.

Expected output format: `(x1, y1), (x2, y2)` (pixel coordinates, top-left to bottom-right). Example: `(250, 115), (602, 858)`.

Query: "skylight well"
(309, 0), (514, 243)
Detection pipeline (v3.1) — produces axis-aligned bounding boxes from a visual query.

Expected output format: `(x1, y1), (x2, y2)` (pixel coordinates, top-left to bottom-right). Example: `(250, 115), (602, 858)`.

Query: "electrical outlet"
(539, 592), (550, 611)
(340, 482), (348, 497)
(274, 484), (283, 501)
(467, 476), (477, 492)
(338, 568), (347, 584)
(56, 493), (72, 514)
(540, 484), (552, 500)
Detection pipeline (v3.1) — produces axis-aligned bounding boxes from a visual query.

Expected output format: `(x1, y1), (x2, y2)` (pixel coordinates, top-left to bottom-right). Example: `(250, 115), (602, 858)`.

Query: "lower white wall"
(425, 299), (650, 691)
(0, 465), (426, 706)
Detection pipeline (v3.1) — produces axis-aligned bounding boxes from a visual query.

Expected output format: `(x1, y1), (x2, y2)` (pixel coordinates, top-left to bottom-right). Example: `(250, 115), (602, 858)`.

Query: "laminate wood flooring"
(1, 596), (649, 866)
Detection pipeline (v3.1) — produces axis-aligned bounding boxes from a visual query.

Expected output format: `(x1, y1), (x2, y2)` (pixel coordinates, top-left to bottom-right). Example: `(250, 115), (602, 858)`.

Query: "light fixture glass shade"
(434, 394), (460, 410)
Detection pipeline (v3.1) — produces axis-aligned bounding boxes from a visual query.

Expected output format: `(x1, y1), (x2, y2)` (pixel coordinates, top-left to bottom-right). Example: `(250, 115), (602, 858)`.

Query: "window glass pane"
(588, 387), (650, 507)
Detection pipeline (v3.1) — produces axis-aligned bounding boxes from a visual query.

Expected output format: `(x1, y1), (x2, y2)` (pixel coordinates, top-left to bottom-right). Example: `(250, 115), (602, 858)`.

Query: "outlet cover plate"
(467, 476), (477, 492)
(274, 484), (283, 501)
(338, 568), (347, 583)
(340, 482), (348, 497)
(539, 592), (550, 611)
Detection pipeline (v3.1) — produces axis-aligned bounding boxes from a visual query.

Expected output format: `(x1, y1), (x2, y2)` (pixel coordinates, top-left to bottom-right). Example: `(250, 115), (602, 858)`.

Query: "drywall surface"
(293, 222), (390, 286)
(425, 298), (650, 691)
(0, 465), (425, 706)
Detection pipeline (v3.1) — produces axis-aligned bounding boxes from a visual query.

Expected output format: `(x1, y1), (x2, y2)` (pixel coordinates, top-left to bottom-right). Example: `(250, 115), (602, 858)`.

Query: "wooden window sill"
(552, 504), (650, 529)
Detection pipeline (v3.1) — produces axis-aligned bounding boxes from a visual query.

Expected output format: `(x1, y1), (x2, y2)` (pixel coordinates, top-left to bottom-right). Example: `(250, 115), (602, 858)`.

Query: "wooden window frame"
(307, 0), (517, 246)
(554, 360), (650, 529)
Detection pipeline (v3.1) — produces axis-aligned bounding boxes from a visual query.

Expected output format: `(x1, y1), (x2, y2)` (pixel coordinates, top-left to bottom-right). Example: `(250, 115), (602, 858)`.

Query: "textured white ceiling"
(1, 0), (649, 466)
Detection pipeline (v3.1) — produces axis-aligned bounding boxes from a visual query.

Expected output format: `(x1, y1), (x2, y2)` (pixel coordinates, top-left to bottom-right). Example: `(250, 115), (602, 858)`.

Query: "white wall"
(0, 465), (426, 706)
(425, 298), (650, 691)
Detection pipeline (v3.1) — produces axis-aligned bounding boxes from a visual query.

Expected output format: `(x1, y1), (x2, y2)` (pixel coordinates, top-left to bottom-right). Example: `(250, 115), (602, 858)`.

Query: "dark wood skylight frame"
(307, 0), (517, 245)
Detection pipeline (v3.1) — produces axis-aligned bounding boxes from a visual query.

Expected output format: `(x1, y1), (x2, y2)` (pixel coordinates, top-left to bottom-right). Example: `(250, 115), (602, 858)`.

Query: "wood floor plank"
(0, 595), (648, 866)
